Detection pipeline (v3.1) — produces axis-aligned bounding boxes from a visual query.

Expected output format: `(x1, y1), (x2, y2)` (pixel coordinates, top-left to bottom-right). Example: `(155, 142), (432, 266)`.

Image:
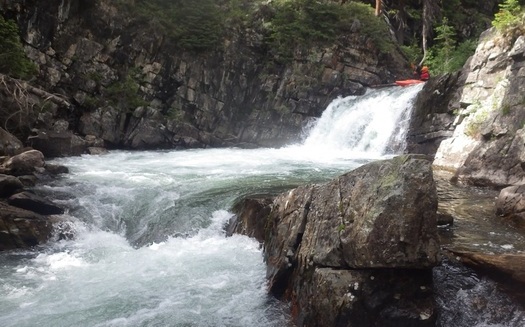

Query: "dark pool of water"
(434, 170), (525, 254)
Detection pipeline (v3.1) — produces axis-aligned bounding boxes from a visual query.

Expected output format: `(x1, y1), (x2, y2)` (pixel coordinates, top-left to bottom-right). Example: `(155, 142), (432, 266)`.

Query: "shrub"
(0, 15), (37, 79)
(105, 71), (148, 111)
(492, 0), (523, 31)
(426, 17), (477, 74)
(492, 0), (525, 42)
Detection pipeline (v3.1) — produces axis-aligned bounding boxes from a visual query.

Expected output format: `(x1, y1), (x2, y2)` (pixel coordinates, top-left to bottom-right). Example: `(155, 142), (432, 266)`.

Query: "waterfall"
(300, 84), (423, 156)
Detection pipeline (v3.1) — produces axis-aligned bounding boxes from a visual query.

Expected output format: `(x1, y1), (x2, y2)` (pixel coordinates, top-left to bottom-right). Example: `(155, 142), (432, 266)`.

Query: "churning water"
(0, 85), (420, 327)
(4, 83), (519, 327)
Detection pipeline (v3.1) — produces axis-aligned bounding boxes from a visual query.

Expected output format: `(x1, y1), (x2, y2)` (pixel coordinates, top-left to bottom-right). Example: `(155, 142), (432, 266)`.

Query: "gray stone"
(29, 130), (87, 157)
(495, 185), (525, 230)
(4, 150), (45, 176)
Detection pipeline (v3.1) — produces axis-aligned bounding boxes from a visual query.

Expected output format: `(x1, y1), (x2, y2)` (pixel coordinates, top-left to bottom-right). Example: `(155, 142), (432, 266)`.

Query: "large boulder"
(233, 155), (439, 326)
(265, 155), (439, 279)
(28, 130), (87, 157)
(0, 201), (54, 250)
(4, 149), (45, 176)
(495, 185), (525, 230)
(293, 267), (435, 327)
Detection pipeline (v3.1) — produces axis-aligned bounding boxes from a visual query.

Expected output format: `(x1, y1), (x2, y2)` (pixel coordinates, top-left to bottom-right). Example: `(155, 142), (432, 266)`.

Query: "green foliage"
(116, 0), (258, 51)
(105, 71), (148, 111)
(0, 15), (37, 79)
(492, 0), (523, 31)
(492, 0), (525, 42)
(265, 0), (393, 62)
(117, 0), (226, 51)
(426, 18), (477, 74)
(400, 45), (421, 64)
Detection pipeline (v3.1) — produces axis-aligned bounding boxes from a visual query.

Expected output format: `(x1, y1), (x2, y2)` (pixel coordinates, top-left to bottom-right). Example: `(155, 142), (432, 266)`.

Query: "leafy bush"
(0, 15), (37, 79)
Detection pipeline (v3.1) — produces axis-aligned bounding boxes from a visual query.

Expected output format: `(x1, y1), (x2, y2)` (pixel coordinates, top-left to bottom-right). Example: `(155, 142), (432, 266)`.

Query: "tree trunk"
(375, 0), (382, 16)
(420, 0), (440, 65)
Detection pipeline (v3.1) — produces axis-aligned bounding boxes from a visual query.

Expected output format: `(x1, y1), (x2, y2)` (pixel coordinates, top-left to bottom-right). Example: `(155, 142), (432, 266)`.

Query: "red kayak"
(395, 79), (425, 86)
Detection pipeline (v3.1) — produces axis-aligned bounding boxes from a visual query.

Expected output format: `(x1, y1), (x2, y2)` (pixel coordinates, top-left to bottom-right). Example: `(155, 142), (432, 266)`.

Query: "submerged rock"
(444, 250), (525, 305)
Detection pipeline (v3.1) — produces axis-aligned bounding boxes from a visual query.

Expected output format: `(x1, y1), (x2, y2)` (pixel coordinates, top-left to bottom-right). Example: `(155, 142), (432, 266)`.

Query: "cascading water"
(301, 85), (419, 156)
(1, 84), (522, 327)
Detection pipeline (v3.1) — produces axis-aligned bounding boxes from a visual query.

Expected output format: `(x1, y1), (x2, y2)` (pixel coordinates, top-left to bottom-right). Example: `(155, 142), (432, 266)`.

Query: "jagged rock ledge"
(227, 154), (440, 326)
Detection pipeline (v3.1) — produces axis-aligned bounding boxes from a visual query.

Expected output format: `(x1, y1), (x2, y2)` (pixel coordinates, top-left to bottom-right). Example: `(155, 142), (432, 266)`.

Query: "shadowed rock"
(0, 174), (24, 197)
(228, 197), (273, 243)
(8, 191), (65, 215)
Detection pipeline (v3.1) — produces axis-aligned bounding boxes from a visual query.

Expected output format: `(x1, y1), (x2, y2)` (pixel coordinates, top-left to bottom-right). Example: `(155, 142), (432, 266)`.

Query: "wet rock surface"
(0, 145), (67, 250)
(232, 155), (440, 326)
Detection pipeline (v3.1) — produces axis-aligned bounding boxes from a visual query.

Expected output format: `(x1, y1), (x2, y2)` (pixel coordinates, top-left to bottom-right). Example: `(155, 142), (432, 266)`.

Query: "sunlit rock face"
(436, 32), (525, 187)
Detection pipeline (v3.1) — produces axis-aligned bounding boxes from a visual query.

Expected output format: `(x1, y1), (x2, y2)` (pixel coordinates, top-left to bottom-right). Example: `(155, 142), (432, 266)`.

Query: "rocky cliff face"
(1, 0), (408, 155)
(409, 29), (525, 188)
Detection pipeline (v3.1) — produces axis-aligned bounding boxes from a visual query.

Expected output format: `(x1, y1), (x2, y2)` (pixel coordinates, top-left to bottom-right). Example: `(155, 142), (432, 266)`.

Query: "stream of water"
(0, 84), (523, 326)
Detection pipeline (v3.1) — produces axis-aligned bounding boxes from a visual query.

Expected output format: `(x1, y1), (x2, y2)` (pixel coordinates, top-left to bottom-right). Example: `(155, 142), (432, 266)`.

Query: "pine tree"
(0, 15), (36, 79)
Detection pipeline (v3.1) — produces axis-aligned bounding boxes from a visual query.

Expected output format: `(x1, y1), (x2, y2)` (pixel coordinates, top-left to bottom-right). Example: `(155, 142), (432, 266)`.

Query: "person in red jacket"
(413, 65), (430, 81)
(419, 66), (430, 80)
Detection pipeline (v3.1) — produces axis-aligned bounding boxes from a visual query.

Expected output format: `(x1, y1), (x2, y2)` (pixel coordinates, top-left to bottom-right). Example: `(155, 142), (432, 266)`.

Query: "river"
(0, 84), (523, 326)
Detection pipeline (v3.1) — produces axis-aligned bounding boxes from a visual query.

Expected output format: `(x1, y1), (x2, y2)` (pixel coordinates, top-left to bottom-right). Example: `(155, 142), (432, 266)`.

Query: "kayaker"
(413, 65), (430, 81)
